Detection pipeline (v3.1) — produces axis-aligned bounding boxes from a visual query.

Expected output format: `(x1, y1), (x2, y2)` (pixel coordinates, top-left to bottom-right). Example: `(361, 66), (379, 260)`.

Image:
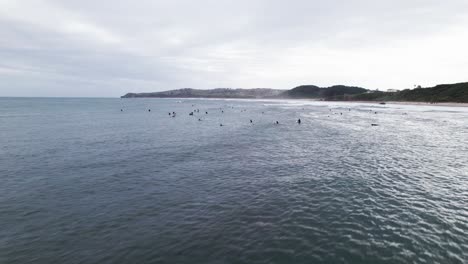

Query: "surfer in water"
(297, 118), (301, 124)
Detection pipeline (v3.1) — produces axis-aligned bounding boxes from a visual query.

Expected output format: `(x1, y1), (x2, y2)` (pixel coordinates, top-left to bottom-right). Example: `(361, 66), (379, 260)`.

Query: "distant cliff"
(121, 82), (468, 103)
(121, 85), (367, 99)
(122, 88), (284, 99)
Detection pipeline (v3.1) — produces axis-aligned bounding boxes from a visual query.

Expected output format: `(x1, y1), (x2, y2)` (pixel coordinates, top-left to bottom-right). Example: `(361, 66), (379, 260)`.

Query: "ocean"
(0, 97), (467, 264)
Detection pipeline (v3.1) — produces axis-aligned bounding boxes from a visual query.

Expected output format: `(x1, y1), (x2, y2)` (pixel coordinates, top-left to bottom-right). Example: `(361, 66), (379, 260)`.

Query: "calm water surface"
(0, 97), (467, 264)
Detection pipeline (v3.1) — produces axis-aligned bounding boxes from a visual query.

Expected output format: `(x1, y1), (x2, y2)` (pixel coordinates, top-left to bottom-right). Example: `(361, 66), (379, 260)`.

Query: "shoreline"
(122, 97), (468, 107)
(341, 101), (468, 107)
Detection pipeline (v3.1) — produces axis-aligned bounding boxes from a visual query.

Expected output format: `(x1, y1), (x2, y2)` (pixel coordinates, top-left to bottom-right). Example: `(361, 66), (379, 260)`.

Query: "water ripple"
(0, 98), (467, 263)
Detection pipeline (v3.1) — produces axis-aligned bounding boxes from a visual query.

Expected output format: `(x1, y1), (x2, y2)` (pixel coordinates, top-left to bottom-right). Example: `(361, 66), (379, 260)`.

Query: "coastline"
(122, 96), (468, 107)
(388, 101), (468, 107)
(341, 100), (468, 107)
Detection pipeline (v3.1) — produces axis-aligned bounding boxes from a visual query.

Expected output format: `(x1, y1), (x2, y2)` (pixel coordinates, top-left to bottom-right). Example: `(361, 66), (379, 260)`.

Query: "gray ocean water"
(0, 97), (467, 264)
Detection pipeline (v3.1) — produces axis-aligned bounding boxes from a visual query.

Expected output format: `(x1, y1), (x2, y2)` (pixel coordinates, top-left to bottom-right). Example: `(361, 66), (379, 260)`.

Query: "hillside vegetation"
(350, 83), (468, 103)
(283, 85), (367, 99)
(122, 82), (468, 103)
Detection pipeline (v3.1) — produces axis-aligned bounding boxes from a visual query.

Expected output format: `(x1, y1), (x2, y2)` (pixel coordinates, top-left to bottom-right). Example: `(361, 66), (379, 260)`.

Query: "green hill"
(351, 83), (468, 103)
(284, 85), (368, 99)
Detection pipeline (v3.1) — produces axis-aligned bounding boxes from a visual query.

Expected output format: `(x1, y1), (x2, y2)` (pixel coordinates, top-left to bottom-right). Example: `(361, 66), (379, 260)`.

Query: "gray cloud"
(1, 0), (468, 97)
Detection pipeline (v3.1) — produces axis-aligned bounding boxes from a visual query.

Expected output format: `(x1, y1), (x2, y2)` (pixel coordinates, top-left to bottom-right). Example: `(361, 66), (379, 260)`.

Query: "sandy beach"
(331, 101), (468, 107)
(385, 101), (468, 107)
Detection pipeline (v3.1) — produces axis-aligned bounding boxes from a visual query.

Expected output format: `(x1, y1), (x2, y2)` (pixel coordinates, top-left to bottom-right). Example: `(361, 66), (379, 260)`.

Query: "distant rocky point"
(122, 88), (284, 99)
(122, 82), (468, 103)
(121, 86), (366, 99)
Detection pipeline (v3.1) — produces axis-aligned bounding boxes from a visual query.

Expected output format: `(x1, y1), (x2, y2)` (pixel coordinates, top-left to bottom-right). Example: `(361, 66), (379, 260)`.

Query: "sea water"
(0, 97), (467, 263)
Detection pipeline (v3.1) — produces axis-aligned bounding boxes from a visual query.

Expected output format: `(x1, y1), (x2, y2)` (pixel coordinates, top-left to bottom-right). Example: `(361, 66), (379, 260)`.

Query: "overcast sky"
(1, 0), (468, 97)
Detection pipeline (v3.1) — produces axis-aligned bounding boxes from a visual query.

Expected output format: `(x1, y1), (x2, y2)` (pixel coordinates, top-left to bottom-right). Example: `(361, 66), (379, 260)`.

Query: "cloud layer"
(1, 0), (468, 97)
